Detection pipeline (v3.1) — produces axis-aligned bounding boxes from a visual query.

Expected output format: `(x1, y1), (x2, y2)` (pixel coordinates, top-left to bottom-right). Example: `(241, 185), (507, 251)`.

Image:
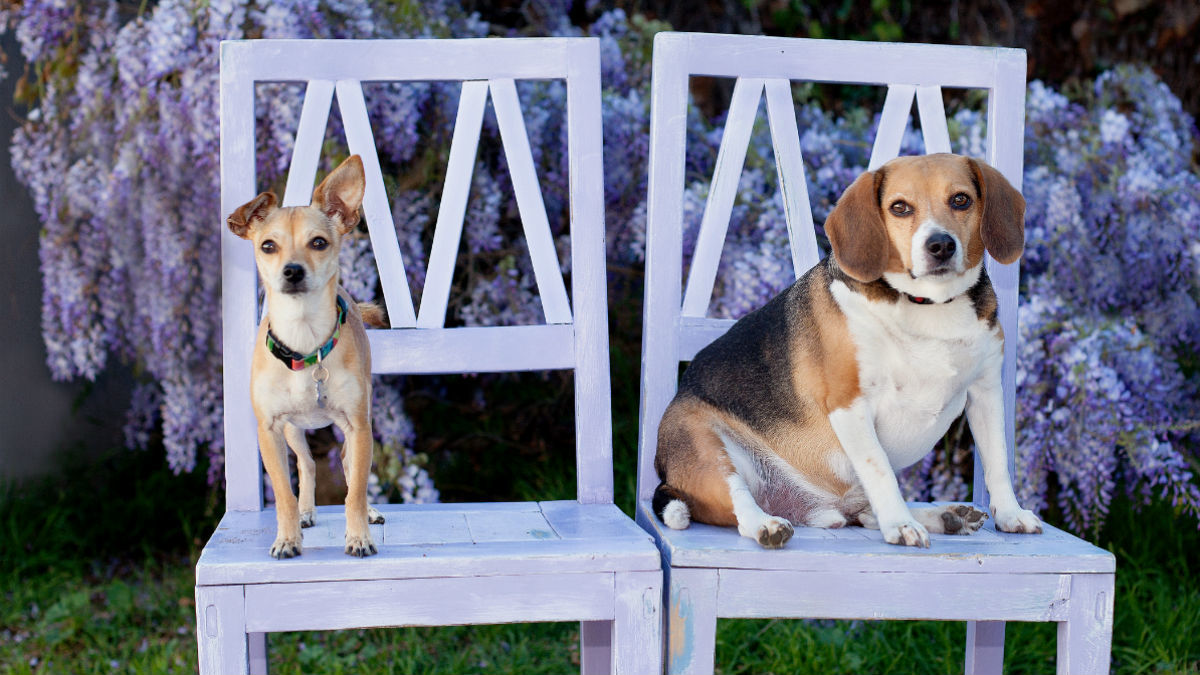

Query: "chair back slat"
(490, 77), (573, 325)
(868, 84), (916, 170)
(282, 80), (336, 207)
(220, 38), (612, 510)
(637, 33), (1027, 509)
(220, 53), (264, 512)
(681, 77), (763, 318)
(565, 45), (615, 504)
(336, 79), (418, 328)
(417, 81), (489, 329)
(980, 60), (1028, 506)
(637, 42), (690, 504)
(916, 85), (953, 154)
(368, 324), (575, 374)
(763, 78), (821, 277)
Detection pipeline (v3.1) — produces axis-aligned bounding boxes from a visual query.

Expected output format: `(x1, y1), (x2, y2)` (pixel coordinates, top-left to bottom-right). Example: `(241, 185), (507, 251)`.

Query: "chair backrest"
(636, 33), (1026, 509)
(221, 38), (611, 511)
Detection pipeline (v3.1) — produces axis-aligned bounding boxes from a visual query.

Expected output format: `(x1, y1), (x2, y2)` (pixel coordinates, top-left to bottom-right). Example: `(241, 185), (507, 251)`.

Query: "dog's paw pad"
(299, 511), (316, 528)
(269, 537), (302, 559)
(367, 506), (385, 525)
(755, 518), (794, 549)
(941, 504), (988, 534)
(345, 535), (378, 558)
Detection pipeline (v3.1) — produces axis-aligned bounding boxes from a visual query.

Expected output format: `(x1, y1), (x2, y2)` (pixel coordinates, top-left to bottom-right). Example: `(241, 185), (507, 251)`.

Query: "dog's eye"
(309, 237), (328, 251)
(950, 193), (973, 210)
(260, 240), (277, 254)
(889, 201), (913, 217)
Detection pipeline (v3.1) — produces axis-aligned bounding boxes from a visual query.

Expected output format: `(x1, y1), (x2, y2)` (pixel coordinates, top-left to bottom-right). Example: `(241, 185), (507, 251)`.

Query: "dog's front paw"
(940, 504), (988, 535)
(881, 519), (930, 548)
(269, 534), (303, 559)
(755, 517), (794, 549)
(345, 532), (378, 558)
(367, 506), (385, 524)
(299, 510), (316, 529)
(993, 506), (1042, 534)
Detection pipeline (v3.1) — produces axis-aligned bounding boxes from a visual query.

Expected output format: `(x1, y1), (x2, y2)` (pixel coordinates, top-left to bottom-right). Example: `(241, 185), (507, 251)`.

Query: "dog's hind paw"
(269, 536), (302, 559)
(939, 504), (988, 535)
(299, 510), (316, 528)
(367, 506), (385, 524)
(756, 517), (794, 549)
(345, 533), (378, 558)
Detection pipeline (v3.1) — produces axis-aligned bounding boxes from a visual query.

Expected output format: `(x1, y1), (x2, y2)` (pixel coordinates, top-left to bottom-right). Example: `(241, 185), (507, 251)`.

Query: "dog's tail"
(357, 302), (388, 328)
(653, 482), (692, 530)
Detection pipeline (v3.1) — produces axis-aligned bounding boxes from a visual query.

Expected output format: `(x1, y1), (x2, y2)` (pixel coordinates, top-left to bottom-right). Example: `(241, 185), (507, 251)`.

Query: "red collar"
(904, 293), (953, 305)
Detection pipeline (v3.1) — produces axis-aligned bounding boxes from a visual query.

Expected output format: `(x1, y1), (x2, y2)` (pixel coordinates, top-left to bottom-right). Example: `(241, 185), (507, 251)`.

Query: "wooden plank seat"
(198, 502), (660, 585)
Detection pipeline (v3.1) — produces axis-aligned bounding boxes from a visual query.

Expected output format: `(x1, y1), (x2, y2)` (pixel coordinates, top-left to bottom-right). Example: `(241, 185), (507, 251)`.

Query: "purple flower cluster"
(7, 3), (1199, 530)
(2, 0), (473, 502)
(1010, 66), (1200, 531)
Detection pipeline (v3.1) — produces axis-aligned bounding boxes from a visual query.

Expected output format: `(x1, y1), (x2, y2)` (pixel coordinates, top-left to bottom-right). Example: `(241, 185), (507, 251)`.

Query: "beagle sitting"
(653, 153), (1044, 548)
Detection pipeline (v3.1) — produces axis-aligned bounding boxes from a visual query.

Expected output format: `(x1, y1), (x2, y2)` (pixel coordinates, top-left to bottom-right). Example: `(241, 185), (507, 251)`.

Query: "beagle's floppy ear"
(227, 192), (278, 239)
(825, 169), (891, 282)
(969, 157), (1026, 264)
(312, 155), (366, 234)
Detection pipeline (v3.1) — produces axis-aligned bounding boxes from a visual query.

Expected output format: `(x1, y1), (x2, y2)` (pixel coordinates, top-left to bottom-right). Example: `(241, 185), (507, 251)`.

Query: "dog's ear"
(969, 157), (1025, 264)
(825, 169), (891, 282)
(227, 192), (278, 239)
(312, 155), (366, 234)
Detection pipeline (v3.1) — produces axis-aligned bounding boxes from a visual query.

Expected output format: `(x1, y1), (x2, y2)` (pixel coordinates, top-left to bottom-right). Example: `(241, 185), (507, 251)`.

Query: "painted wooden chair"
(196, 38), (662, 675)
(635, 32), (1116, 675)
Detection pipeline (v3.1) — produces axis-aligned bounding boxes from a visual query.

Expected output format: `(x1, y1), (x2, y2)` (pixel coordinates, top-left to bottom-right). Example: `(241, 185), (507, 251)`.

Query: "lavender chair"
(195, 38), (662, 675)
(635, 32), (1116, 675)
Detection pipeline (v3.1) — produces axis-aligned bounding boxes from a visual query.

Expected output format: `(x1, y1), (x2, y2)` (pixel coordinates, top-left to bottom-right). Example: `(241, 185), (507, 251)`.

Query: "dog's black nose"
(925, 233), (957, 262)
(282, 264), (305, 284)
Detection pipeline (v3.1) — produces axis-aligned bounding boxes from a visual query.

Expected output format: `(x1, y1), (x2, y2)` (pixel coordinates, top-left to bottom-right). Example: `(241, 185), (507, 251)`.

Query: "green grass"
(2, 442), (1199, 673)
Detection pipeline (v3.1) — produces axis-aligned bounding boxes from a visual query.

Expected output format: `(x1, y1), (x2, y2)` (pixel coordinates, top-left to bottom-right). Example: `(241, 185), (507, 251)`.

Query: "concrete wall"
(0, 33), (129, 483)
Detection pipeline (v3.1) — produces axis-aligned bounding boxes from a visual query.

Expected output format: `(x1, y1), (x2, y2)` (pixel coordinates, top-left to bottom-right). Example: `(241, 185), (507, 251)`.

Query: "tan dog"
(653, 153), (1043, 549)
(228, 155), (385, 559)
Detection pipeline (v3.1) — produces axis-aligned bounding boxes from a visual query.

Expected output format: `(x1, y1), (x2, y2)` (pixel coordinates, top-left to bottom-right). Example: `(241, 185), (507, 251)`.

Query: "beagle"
(653, 153), (1044, 548)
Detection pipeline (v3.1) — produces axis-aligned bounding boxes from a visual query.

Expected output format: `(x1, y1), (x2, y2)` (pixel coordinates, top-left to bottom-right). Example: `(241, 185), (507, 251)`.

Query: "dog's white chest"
(830, 282), (1001, 470)
(254, 363), (360, 431)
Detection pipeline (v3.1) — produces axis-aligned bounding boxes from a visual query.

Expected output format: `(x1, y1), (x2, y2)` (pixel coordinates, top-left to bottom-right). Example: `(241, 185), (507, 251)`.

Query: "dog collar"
(904, 293), (954, 305)
(265, 295), (349, 371)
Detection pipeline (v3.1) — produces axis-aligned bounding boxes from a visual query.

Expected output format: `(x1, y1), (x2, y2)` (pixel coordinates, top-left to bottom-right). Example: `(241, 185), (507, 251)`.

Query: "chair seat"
(639, 501), (1115, 575)
(197, 501), (661, 586)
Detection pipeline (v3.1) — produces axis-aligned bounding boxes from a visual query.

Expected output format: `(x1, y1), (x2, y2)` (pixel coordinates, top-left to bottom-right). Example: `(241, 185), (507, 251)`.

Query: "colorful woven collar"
(265, 295), (348, 371)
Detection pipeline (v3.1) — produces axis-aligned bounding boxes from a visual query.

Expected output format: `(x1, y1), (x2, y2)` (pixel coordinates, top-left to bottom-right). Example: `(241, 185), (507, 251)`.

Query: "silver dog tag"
(312, 361), (329, 409)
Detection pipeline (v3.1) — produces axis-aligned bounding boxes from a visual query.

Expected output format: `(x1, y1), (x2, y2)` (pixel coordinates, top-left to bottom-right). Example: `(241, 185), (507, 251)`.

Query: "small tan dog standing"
(228, 155), (384, 559)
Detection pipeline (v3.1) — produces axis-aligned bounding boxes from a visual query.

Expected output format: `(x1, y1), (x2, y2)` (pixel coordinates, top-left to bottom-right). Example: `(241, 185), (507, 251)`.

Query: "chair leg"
(965, 621), (1005, 675)
(1057, 573), (1115, 675)
(612, 570), (663, 675)
(249, 632), (268, 675)
(664, 567), (718, 675)
(196, 585), (249, 675)
(580, 621), (612, 675)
